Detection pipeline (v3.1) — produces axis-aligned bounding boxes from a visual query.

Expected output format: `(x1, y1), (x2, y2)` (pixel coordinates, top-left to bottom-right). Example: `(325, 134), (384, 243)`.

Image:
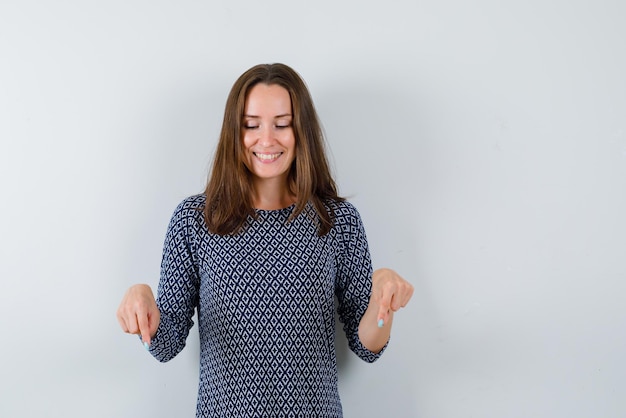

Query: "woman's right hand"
(116, 284), (160, 346)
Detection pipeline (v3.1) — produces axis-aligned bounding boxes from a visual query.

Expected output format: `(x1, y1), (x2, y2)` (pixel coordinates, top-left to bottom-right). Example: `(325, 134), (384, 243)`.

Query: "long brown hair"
(204, 63), (343, 236)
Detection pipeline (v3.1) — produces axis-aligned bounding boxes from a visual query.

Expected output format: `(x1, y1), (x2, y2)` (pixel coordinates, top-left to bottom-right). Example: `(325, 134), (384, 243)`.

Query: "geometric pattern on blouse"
(148, 194), (383, 417)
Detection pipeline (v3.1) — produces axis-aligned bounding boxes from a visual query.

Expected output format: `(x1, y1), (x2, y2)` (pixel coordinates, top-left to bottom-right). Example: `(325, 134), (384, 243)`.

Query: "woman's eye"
(276, 124), (291, 129)
(244, 125), (259, 130)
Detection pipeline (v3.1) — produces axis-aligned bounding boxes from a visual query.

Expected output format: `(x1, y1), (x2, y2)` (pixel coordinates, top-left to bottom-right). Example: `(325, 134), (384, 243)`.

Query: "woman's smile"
(253, 151), (284, 162)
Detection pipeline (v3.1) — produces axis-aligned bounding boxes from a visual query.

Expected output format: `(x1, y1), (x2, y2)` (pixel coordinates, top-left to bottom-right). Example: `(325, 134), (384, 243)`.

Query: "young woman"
(117, 63), (413, 417)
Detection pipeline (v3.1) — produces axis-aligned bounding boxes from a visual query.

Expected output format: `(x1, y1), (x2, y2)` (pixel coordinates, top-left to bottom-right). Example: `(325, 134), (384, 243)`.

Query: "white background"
(1, 1), (625, 417)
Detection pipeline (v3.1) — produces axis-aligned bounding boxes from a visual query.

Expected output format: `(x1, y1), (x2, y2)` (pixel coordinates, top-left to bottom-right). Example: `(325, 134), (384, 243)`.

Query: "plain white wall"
(1, 1), (625, 417)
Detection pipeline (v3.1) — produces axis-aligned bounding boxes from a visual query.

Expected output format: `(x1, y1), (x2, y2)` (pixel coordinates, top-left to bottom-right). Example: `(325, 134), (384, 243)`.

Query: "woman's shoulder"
(326, 199), (363, 226)
(171, 193), (206, 220)
(176, 193), (206, 209)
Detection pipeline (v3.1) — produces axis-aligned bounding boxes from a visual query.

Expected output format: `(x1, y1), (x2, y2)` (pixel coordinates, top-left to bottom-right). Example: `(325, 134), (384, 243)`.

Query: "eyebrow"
(243, 113), (292, 119)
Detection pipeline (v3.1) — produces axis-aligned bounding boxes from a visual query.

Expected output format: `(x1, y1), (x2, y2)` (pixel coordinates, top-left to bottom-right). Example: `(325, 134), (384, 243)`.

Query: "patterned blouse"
(147, 194), (384, 417)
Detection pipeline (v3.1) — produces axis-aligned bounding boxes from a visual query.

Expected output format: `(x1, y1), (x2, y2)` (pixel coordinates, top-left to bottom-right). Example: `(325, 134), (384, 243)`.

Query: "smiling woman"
(116, 63), (413, 418)
(204, 63), (342, 237)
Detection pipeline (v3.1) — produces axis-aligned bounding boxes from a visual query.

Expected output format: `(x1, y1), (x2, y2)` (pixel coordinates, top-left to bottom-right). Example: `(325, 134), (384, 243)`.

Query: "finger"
(377, 290), (392, 327)
(399, 282), (414, 307)
(389, 290), (403, 312)
(136, 309), (152, 346)
(117, 291), (141, 334)
(118, 304), (141, 335)
(116, 307), (130, 333)
(392, 287), (413, 312)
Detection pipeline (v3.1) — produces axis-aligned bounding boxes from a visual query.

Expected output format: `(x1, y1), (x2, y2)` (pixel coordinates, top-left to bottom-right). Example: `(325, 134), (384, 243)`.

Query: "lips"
(254, 152), (283, 162)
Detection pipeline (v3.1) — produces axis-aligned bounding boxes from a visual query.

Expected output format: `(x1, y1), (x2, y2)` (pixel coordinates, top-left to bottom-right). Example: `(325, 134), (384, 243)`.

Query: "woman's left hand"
(371, 268), (414, 327)
(358, 268), (414, 353)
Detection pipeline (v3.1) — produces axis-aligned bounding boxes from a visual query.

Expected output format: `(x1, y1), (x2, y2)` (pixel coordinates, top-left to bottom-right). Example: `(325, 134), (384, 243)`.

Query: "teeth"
(255, 153), (281, 161)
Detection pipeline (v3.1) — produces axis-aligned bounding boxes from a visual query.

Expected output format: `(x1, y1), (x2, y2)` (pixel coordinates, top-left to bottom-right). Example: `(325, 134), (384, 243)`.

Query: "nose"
(258, 125), (276, 146)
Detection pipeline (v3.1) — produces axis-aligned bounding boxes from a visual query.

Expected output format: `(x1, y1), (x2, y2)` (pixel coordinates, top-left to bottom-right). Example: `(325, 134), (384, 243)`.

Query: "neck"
(251, 178), (296, 210)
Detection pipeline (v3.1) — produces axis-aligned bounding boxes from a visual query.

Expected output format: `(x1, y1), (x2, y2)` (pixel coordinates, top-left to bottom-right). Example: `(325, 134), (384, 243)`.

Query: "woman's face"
(242, 83), (296, 187)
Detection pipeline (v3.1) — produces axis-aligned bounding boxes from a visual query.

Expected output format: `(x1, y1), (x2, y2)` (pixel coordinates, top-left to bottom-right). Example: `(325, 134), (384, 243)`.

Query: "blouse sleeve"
(147, 198), (201, 362)
(334, 202), (387, 363)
